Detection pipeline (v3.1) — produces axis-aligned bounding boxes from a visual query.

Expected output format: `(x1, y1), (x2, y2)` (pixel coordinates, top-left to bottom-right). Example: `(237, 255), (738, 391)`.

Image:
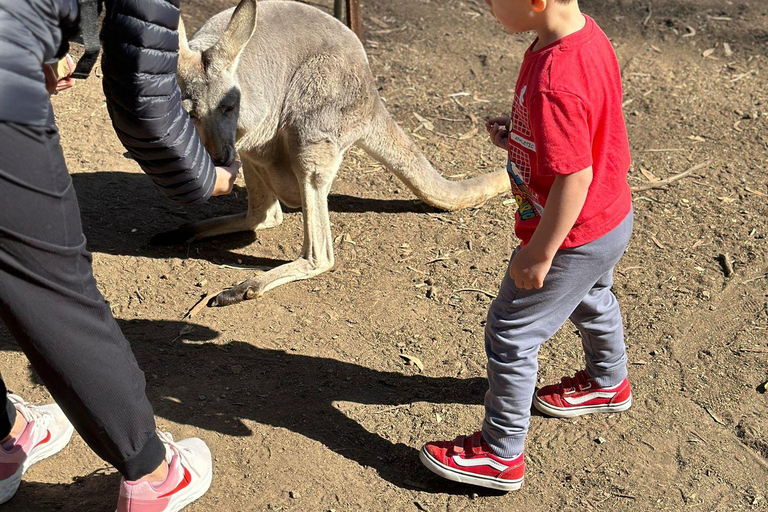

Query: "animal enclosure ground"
(0, 0), (767, 510)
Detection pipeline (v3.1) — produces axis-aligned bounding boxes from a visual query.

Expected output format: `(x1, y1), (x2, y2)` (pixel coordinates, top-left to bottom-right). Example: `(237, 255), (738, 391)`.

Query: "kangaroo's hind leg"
(150, 160), (284, 245)
(209, 140), (340, 307)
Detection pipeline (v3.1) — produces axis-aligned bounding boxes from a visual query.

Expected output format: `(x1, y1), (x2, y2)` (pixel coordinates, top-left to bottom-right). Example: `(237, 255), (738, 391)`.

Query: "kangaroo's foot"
(208, 256), (332, 307)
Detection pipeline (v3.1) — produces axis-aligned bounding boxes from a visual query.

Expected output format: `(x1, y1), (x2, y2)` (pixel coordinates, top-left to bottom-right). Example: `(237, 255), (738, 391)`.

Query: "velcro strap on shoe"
(452, 436), (465, 455)
(469, 432), (484, 455)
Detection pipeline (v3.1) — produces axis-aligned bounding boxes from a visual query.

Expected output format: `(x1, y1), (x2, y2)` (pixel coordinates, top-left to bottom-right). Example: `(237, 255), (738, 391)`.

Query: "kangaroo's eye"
(221, 104), (235, 114)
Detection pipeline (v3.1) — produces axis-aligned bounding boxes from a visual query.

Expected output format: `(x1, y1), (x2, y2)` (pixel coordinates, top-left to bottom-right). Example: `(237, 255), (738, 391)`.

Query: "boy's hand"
(509, 244), (553, 290)
(212, 161), (242, 196)
(485, 117), (511, 150)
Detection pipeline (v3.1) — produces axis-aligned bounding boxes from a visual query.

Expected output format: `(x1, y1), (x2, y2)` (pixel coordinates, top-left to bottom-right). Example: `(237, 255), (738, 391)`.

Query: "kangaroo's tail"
(358, 102), (510, 211)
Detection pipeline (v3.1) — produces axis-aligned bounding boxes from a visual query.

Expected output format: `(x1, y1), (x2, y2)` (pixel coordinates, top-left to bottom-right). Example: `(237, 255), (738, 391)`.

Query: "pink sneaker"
(0, 394), (74, 504)
(534, 369), (632, 418)
(116, 432), (212, 512)
(420, 432), (524, 491)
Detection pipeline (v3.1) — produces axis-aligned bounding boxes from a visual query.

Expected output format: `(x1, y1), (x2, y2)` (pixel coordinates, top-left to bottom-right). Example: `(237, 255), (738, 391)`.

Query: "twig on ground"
(453, 288), (496, 299)
(630, 160), (711, 192)
(704, 406), (726, 426)
(742, 273), (767, 284)
(183, 293), (209, 319)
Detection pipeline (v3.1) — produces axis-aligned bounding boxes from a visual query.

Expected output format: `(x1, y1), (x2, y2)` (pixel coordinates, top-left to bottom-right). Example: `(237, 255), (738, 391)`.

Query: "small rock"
(289, 491), (299, 499)
(231, 365), (243, 375)
(198, 394), (206, 401)
(596, 436), (607, 444)
(427, 286), (438, 299)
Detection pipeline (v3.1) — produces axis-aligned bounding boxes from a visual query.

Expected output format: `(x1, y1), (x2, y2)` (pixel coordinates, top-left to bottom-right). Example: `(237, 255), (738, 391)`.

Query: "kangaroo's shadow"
(71, 171), (436, 267)
(0, 318), (491, 494)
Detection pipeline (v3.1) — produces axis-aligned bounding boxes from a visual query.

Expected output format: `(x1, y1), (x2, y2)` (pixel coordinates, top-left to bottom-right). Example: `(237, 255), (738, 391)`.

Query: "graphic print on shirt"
(507, 86), (544, 220)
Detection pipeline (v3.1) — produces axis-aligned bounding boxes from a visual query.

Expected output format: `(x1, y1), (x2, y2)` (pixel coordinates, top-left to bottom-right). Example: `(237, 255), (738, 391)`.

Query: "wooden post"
(346, 0), (363, 41)
(333, 0), (344, 22)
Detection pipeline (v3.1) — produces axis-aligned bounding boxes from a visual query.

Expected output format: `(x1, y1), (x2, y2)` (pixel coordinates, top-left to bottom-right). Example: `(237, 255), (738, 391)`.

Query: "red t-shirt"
(506, 15), (632, 248)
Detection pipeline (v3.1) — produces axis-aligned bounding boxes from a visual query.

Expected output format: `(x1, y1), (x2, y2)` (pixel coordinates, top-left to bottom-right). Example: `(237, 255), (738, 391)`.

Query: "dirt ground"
(1, 0), (767, 510)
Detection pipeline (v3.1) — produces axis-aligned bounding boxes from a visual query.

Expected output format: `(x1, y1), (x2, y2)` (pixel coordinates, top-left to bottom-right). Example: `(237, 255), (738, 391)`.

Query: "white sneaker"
(0, 394), (74, 504)
(116, 432), (212, 512)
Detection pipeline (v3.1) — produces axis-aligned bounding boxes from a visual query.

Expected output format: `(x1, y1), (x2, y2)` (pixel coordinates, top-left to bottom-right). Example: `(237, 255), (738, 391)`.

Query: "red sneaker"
(419, 432), (524, 491)
(534, 369), (632, 418)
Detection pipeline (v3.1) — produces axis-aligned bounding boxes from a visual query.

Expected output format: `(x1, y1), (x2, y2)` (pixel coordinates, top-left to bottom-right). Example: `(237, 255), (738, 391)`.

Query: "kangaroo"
(171, 0), (510, 307)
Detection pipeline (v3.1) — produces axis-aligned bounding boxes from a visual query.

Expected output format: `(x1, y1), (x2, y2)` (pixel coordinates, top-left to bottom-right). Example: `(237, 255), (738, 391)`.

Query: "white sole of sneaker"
(0, 423), (74, 505)
(165, 465), (213, 512)
(0, 465), (24, 505)
(533, 395), (632, 418)
(419, 447), (522, 492)
(113, 466), (212, 512)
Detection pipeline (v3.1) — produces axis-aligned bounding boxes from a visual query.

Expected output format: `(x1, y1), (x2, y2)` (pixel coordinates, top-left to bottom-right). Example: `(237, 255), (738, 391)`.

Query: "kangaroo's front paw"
(149, 223), (197, 246)
(208, 282), (260, 307)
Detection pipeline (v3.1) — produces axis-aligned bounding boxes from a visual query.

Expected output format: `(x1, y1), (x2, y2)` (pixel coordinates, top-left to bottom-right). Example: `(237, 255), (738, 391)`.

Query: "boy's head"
(484, 0), (579, 34)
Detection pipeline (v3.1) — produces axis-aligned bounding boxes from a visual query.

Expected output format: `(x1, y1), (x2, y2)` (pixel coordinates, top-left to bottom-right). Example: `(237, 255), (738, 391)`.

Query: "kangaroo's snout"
(213, 145), (236, 167)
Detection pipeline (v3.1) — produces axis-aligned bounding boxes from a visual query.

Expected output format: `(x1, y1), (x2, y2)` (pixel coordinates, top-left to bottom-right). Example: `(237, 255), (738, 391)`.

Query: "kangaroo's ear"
(177, 18), (203, 76)
(208, 0), (258, 71)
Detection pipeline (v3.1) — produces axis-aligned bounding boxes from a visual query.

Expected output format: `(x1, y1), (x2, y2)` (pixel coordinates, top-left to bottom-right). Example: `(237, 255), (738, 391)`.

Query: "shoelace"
(157, 431), (192, 461)
(7, 394), (52, 432)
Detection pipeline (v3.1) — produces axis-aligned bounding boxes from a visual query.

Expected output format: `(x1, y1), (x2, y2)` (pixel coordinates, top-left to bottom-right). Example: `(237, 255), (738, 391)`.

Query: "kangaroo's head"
(177, 0), (258, 166)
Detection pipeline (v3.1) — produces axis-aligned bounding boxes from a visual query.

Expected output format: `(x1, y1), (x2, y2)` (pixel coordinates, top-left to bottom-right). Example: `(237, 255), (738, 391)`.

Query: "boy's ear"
(530, 0), (547, 13)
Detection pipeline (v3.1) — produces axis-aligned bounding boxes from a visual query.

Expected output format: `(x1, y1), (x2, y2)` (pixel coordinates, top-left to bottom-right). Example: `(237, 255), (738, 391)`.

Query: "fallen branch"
(630, 160), (711, 192)
(453, 288), (496, 299)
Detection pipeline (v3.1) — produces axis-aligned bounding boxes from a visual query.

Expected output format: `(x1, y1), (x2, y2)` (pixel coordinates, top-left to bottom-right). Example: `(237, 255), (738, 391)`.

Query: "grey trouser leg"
(482, 211), (633, 457)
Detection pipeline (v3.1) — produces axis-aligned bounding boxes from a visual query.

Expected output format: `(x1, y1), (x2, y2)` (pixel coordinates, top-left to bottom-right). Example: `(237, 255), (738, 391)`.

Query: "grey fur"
(175, 0), (510, 306)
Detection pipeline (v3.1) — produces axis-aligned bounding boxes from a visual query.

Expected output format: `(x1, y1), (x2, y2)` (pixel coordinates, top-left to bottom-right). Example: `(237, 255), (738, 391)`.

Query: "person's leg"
(569, 269), (627, 388)
(0, 122), (164, 480)
(483, 211), (634, 457)
(0, 379), (16, 441)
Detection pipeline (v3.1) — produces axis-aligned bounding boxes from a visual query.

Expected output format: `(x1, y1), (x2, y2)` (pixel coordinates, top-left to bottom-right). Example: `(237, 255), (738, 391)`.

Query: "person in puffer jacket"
(0, 1), (237, 510)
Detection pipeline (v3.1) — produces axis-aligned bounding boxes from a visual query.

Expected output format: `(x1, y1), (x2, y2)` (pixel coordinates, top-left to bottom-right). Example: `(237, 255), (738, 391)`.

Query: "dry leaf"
(179, 325), (194, 336)
(369, 16), (389, 29)
(640, 168), (658, 182)
(458, 127), (479, 140)
(651, 236), (666, 250)
(413, 112), (434, 131)
(400, 354), (424, 372)
(723, 42), (733, 57)
(702, 48), (716, 58)
(717, 196), (737, 203)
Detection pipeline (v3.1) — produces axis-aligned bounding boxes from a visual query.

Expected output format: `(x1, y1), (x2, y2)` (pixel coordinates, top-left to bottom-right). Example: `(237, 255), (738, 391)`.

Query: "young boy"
(420, 0), (633, 491)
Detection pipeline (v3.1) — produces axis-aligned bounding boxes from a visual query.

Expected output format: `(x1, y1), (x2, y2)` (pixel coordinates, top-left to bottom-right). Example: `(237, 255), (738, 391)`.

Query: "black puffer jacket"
(0, 0), (216, 206)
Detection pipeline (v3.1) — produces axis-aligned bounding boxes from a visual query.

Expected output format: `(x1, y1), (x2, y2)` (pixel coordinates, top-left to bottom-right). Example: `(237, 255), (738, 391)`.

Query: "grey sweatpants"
(482, 211), (633, 457)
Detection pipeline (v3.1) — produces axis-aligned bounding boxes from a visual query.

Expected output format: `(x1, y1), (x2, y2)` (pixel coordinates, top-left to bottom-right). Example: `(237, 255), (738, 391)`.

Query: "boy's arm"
(509, 166), (593, 289)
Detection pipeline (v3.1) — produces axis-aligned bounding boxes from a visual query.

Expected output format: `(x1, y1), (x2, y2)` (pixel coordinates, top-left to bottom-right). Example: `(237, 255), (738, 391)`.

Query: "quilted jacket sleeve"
(100, 0), (216, 206)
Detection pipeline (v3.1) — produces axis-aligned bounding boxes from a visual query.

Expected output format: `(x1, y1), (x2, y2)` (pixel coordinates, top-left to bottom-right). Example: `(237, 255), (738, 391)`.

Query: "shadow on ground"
(70, 171), (437, 267)
(0, 317), (493, 503)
